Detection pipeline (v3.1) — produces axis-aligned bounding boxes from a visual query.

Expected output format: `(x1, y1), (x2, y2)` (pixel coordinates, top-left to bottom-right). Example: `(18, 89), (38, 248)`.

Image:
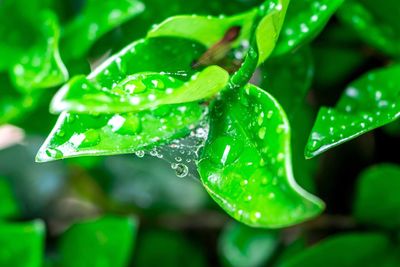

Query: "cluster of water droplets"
(133, 119), (209, 179)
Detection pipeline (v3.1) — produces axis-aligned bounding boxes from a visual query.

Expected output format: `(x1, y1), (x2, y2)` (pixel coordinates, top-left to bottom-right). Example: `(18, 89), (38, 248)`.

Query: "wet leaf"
(61, 0), (145, 59)
(0, 220), (45, 267)
(353, 163), (400, 229)
(36, 103), (204, 162)
(0, 178), (19, 219)
(337, 0), (400, 56)
(305, 65), (400, 158)
(274, 0), (344, 56)
(51, 66), (229, 114)
(59, 216), (137, 267)
(198, 84), (324, 228)
(219, 222), (279, 267)
(278, 233), (393, 267)
(11, 12), (68, 92)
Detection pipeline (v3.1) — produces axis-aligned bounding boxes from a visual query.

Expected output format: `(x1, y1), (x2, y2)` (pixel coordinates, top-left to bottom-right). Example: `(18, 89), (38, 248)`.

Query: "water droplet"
(258, 127), (266, 139)
(208, 136), (243, 166)
(79, 129), (101, 148)
(45, 148), (63, 159)
(172, 163), (189, 178)
(113, 115), (142, 135)
(135, 150), (145, 157)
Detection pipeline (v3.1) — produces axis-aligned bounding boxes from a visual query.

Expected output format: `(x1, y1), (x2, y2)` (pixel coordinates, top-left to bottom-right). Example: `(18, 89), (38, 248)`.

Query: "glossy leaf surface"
(61, 0), (145, 59)
(12, 12), (68, 91)
(305, 65), (400, 158)
(338, 0), (400, 56)
(353, 164), (400, 228)
(279, 233), (392, 267)
(198, 84), (324, 228)
(51, 66), (228, 114)
(0, 178), (19, 219)
(219, 222), (278, 267)
(59, 216), (137, 267)
(0, 220), (45, 267)
(36, 103), (204, 162)
(274, 0), (344, 56)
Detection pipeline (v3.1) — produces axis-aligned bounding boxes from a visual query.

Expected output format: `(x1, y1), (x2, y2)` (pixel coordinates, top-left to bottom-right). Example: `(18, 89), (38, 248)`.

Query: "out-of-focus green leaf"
(274, 0), (344, 56)
(259, 47), (316, 191)
(51, 66), (228, 114)
(278, 233), (393, 267)
(105, 155), (208, 212)
(11, 12), (68, 92)
(259, 47), (313, 119)
(134, 230), (206, 267)
(36, 103), (204, 162)
(219, 222), (279, 267)
(305, 65), (400, 158)
(198, 84), (324, 228)
(337, 0), (400, 56)
(61, 0), (145, 59)
(0, 220), (45, 267)
(0, 178), (19, 219)
(59, 216), (138, 267)
(353, 164), (400, 228)
(0, 74), (38, 125)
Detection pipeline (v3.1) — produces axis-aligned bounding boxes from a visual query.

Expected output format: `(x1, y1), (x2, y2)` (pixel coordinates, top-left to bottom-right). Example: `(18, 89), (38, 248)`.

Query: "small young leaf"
(59, 216), (137, 267)
(61, 0), (145, 59)
(305, 65), (400, 158)
(11, 12), (68, 92)
(0, 178), (19, 219)
(51, 66), (229, 114)
(198, 84), (324, 228)
(274, 0), (344, 56)
(353, 164), (400, 229)
(0, 220), (45, 267)
(36, 103), (204, 162)
(219, 222), (279, 267)
(278, 233), (392, 267)
(337, 0), (400, 56)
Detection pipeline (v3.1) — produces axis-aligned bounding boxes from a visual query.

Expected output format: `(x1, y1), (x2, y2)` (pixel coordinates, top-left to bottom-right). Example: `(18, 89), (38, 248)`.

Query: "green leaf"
(274, 0), (344, 56)
(259, 47), (313, 119)
(36, 103), (204, 162)
(0, 74), (39, 125)
(11, 12), (68, 92)
(0, 220), (45, 267)
(219, 222), (279, 267)
(337, 0), (400, 56)
(259, 47), (317, 191)
(51, 66), (229, 114)
(305, 65), (400, 158)
(278, 233), (393, 267)
(59, 216), (138, 267)
(61, 0), (145, 59)
(134, 230), (206, 267)
(229, 0), (289, 88)
(148, 11), (257, 48)
(0, 178), (19, 219)
(198, 84), (324, 228)
(353, 163), (400, 228)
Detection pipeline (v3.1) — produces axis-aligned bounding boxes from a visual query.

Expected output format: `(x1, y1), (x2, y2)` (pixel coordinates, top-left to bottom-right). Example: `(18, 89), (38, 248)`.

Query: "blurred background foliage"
(1, 0), (400, 266)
